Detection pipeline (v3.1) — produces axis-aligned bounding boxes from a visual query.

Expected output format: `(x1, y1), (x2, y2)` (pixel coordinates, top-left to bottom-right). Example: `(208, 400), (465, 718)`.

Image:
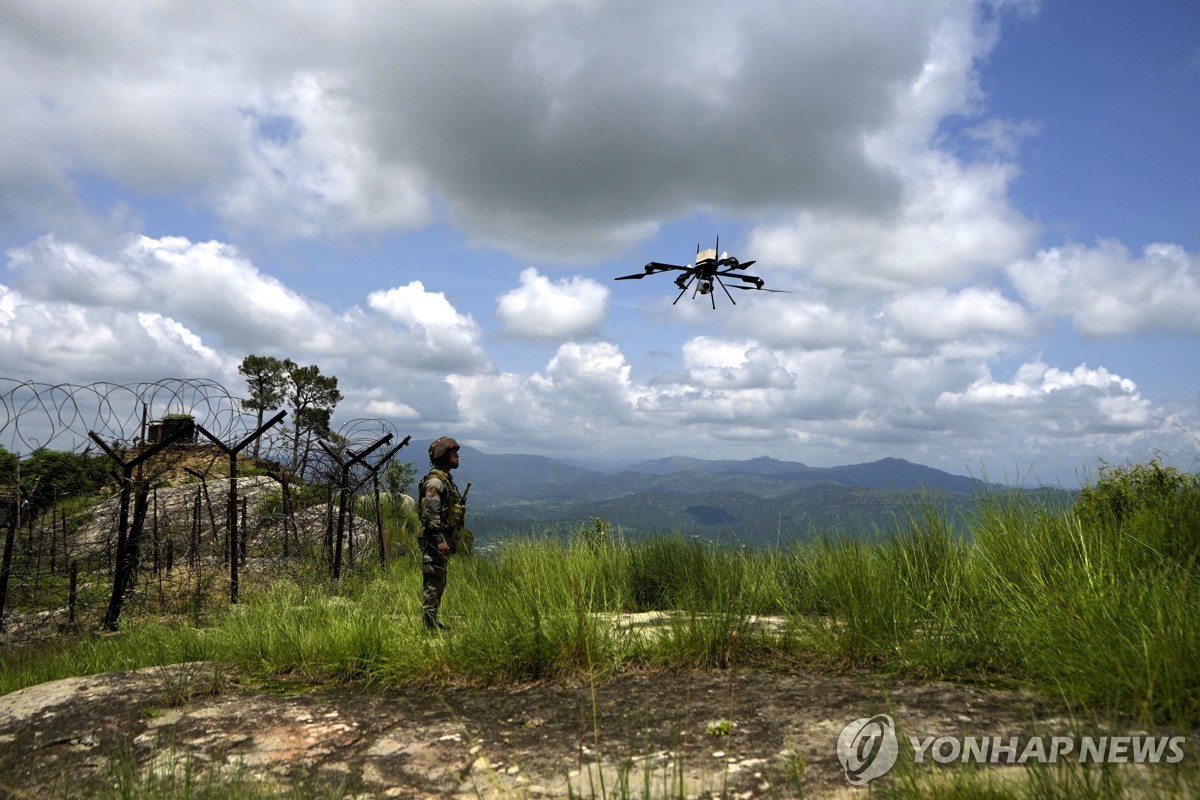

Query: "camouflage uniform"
(417, 437), (464, 630)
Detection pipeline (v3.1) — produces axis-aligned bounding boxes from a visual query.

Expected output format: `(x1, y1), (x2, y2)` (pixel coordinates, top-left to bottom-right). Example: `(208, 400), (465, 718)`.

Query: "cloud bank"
(1, 0), (1196, 483)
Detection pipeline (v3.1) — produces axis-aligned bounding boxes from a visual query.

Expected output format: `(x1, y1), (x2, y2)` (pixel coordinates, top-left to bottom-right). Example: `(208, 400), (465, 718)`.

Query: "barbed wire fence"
(0, 378), (411, 644)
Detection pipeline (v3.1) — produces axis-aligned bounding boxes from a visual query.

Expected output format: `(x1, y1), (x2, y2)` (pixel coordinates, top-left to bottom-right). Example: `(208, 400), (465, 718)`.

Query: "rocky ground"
(0, 657), (1083, 799)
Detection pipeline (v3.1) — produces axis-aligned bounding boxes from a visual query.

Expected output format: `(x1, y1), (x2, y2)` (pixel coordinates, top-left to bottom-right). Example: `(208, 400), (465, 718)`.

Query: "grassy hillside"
(5, 460), (1197, 724)
(2, 458), (1196, 798)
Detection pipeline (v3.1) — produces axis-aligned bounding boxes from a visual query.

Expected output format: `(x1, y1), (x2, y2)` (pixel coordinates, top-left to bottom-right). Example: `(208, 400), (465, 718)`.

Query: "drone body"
(615, 238), (787, 308)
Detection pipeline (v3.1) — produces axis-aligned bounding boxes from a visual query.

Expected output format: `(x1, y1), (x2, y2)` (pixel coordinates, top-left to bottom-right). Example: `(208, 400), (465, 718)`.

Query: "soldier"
(417, 436), (465, 631)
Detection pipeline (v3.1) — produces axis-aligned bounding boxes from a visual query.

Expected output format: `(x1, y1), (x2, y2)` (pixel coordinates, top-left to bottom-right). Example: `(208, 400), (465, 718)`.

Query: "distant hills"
(447, 449), (1072, 545)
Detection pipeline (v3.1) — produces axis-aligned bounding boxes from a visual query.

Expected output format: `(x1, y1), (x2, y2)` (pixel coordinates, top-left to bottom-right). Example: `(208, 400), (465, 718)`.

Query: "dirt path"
(0, 660), (1073, 798)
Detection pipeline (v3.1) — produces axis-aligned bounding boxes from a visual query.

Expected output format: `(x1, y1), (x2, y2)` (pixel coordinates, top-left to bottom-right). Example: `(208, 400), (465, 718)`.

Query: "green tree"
(385, 460), (417, 497)
(282, 360), (343, 477)
(21, 448), (112, 513)
(0, 445), (17, 485)
(238, 355), (288, 459)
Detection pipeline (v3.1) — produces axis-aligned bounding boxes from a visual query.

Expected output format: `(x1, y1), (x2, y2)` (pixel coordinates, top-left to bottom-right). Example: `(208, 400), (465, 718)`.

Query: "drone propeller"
(730, 285), (791, 293)
(615, 261), (689, 280)
(723, 272), (791, 294)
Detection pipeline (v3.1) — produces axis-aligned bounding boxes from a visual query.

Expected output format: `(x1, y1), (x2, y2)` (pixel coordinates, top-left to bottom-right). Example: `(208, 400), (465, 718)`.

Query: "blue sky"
(1, 0), (1197, 486)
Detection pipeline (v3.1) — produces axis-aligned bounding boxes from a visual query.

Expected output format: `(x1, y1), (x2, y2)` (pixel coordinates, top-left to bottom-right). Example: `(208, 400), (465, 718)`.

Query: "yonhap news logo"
(909, 734), (1187, 767)
(837, 714), (899, 785)
(837, 715), (1188, 786)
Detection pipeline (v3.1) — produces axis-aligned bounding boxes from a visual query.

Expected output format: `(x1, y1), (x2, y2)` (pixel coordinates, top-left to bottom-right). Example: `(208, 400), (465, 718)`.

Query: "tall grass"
(970, 465), (1200, 722)
(4, 463), (1199, 729)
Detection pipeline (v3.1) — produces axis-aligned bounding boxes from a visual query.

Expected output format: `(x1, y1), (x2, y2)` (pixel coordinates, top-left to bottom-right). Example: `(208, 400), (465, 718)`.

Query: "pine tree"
(237, 355), (287, 460)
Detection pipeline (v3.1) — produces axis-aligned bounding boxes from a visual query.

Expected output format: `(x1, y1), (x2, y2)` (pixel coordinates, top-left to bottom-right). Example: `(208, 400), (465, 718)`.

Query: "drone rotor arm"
(727, 273), (766, 286)
(714, 268), (756, 279)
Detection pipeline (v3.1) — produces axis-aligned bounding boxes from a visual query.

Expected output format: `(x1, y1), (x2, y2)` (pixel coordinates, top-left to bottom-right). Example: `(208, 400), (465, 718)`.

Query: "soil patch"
(0, 661), (1075, 798)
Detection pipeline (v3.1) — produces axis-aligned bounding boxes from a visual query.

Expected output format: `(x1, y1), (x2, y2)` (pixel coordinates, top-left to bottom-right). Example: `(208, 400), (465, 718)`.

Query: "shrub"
(1075, 458), (1194, 525)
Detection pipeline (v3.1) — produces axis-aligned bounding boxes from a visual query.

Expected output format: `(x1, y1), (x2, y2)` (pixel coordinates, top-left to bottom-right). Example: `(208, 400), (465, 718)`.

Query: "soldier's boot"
(422, 608), (448, 632)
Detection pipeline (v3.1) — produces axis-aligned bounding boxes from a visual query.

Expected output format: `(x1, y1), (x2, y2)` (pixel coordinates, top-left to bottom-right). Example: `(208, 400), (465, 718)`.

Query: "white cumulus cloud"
(937, 360), (1153, 432)
(366, 281), (489, 372)
(885, 287), (1038, 342)
(1, 236), (493, 402)
(496, 268), (609, 340)
(1008, 241), (1200, 336)
(7, 234), (334, 352)
(749, 155), (1037, 291)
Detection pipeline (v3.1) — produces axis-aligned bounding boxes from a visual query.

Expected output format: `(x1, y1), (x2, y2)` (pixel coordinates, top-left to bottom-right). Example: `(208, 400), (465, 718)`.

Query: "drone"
(615, 238), (789, 308)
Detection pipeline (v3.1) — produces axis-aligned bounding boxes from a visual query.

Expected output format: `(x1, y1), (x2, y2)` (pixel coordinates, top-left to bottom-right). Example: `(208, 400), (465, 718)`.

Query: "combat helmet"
(428, 436), (460, 465)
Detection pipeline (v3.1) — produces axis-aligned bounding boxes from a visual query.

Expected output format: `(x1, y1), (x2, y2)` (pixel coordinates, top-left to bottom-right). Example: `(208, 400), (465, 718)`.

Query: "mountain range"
(443, 449), (1071, 545)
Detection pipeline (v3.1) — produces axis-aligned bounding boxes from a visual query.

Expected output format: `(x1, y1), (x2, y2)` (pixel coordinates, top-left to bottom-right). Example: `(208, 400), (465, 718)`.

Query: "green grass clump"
(92, 741), (352, 799)
(887, 757), (1198, 800)
(0, 620), (212, 695)
(970, 471), (1200, 723)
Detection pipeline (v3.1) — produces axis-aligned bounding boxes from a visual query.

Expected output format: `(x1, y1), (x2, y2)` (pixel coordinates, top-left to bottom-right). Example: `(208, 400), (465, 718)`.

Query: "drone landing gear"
(671, 275), (736, 309)
(672, 276), (692, 306)
(716, 277), (737, 306)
